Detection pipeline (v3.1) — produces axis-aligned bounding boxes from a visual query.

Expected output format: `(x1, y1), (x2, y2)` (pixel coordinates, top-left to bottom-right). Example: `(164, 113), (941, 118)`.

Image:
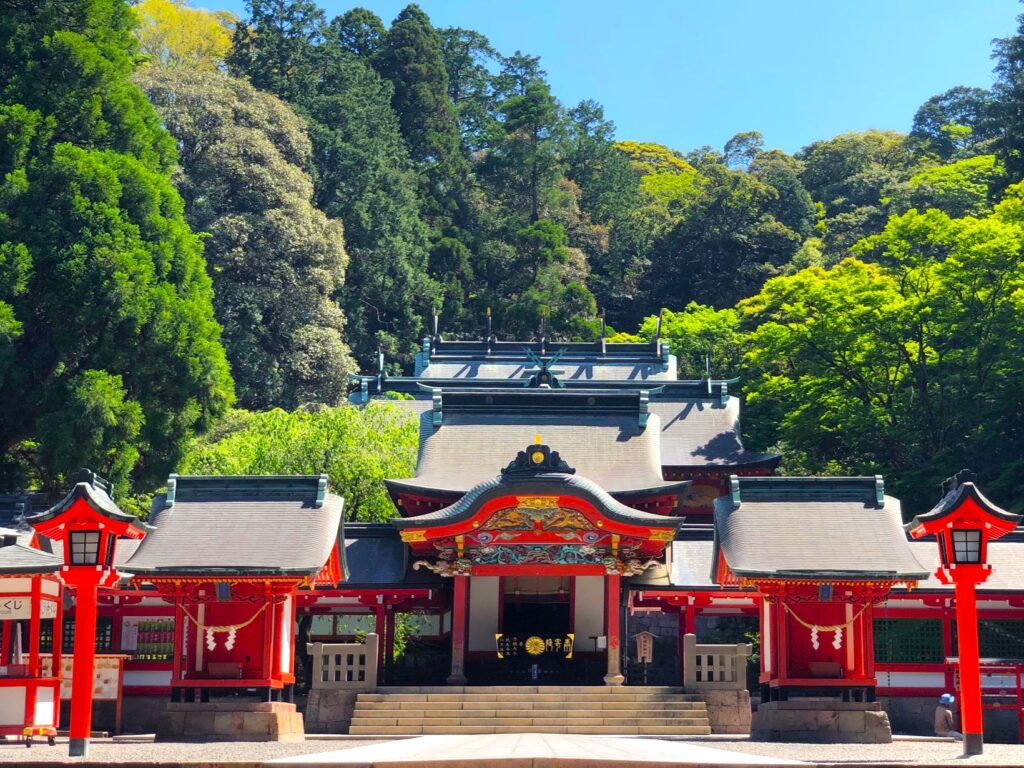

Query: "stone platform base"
(305, 689), (360, 734)
(752, 700), (892, 743)
(702, 689), (753, 734)
(156, 701), (304, 742)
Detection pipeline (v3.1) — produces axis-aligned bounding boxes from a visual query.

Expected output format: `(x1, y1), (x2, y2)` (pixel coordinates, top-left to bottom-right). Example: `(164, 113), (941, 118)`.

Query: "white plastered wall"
(573, 576), (605, 652)
(468, 576), (500, 651)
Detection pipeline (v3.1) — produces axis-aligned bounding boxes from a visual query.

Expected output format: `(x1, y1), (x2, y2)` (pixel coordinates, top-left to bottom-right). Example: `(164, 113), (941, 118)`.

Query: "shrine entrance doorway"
(501, 576), (571, 635)
(467, 575), (598, 685)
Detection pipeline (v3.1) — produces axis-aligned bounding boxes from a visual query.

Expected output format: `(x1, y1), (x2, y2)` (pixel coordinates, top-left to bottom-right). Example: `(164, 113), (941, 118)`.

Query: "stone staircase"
(348, 686), (711, 735)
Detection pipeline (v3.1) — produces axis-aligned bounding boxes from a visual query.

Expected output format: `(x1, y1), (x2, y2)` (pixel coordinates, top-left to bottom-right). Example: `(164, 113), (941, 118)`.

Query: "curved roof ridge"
(393, 472), (688, 531)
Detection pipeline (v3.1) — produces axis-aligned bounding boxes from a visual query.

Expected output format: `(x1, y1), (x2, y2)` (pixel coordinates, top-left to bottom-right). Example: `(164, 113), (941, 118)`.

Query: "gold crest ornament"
(525, 636), (546, 656)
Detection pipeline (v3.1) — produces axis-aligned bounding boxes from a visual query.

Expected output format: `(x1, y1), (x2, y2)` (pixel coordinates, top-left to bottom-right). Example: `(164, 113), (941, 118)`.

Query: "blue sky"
(208, 0), (1020, 155)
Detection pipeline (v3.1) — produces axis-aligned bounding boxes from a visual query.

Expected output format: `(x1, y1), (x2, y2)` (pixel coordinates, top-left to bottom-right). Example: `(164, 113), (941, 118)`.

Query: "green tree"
(910, 86), (999, 161)
(993, 10), (1024, 184)
(137, 66), (357, 410)
(0, 0), (233, 493)
(741, 187), (1024, 511)
(227, 0), (324, 102)
(180, 403), (418, 521)
(373, 5), (462, 174)
(482, 79), (563, 223)
(490, 220), (598, 339)
(439, 27), (500, 153)
(627, 304), (742, 379)
(644, 163), (803, 310)
(796, 130), (919, 259)
(329, 6), (385, 58)
(890, 154), (1005, 218)
(723, 130), (764, 170)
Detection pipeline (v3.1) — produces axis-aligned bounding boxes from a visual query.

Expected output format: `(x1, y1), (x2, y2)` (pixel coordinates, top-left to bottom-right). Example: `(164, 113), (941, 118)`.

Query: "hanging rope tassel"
(783, 602), (868, 654)
(182, 603), (268, 651)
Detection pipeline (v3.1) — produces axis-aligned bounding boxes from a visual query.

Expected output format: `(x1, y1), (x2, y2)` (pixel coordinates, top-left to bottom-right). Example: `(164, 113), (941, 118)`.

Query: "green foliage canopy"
(0, 0), (233, 493)
(136, 66), (357, 410)
(180, 403), (418, 522)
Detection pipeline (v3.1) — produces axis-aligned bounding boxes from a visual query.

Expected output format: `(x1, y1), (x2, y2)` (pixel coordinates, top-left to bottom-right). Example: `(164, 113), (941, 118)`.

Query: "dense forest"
(2, 0), (1024, 517)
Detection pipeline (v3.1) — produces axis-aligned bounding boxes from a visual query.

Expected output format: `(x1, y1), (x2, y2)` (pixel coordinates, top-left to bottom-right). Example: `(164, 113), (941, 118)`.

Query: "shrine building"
(3, 327), (1024, 742)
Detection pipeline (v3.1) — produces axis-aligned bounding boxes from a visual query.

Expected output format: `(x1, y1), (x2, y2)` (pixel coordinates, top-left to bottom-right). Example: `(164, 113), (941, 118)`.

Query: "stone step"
(356, 692), (704, 703)
(372, 692), (692, 696)
(353, 707), (707, 719)
(350, 716), (712, 727)
(350, 687), (712, 737)
(350, 704), (704, 716)
(348, 724), (712, 735)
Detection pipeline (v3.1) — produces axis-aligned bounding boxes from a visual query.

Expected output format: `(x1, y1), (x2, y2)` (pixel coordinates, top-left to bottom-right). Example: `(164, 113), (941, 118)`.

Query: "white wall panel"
(468, 577), (500, 651)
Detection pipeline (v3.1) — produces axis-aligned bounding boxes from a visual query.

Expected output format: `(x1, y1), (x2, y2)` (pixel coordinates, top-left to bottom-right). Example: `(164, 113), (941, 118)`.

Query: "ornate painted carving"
(413, 558), (472, 576)
(606, 558), (661, 576)
(479, 499), (593, 535)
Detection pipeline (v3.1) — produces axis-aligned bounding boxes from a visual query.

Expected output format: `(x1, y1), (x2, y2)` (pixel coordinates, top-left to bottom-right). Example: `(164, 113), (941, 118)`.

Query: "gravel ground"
(1, 735), (1023, 765)
(700, 738), (1024, 764)
(0, 736), (385, 764)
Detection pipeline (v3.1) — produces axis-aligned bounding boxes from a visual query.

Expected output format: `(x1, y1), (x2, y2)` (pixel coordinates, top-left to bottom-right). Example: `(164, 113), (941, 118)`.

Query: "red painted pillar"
(69, 581), (98, 757)
(604, 573), (623, 685)
(53, 589), (63, 728)
(447, 575), (468, 685)
(26, 577), (41, 724)
(1, 619), (10, 663)
(954, 578), (984, 755)
(374, 603), (386, 683)
(385, 609), (396, 683)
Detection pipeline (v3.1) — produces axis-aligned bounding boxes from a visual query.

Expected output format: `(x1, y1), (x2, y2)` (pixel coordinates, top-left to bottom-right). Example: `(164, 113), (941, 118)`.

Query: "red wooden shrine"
(0, 552), (63, 744)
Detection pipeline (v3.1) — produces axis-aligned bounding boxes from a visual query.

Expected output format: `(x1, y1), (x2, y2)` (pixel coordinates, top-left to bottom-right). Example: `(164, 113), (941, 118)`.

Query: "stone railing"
(682, 633), (751, 691)
(306, 633), (378, 690)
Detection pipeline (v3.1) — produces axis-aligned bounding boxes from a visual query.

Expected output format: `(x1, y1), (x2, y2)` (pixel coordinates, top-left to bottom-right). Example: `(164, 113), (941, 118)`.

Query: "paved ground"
(274, 734), (805, 766)
(3, 734), (1024, 766)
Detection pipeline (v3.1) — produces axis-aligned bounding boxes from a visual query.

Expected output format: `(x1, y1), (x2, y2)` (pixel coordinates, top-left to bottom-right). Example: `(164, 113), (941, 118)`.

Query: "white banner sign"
(0, 598), (57, 620)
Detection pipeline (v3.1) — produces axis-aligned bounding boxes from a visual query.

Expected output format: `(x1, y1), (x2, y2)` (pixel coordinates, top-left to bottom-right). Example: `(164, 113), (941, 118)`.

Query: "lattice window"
(978, 620), (1024, 659)
(60, 616), (114, 652)
(874, 618), (944, 663)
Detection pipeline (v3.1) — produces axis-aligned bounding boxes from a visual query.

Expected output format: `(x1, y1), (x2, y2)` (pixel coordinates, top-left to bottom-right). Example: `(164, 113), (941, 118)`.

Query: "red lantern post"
(906, 470), (1021, 756)
(28, 471), (146, 758)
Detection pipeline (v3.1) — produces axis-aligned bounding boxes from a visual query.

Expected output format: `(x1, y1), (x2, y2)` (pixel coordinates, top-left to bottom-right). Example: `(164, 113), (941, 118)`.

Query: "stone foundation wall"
(303, 689), (361, 734)
(703, 689), (752, 734)
(156, 701), (304, 742)
(752, 701), (892, 743)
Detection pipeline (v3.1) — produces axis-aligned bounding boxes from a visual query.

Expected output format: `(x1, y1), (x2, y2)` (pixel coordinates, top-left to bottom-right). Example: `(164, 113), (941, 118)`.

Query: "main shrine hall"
(2, 326), (1023, 744)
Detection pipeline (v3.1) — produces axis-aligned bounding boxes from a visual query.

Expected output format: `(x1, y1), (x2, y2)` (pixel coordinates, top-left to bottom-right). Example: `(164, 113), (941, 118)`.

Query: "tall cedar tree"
(226, 0), (324, 102)
(372, 5), (462, 175)
(228, 1), (438, 368)
(0, 0), (233, 493)
(136, 67), (357, 409)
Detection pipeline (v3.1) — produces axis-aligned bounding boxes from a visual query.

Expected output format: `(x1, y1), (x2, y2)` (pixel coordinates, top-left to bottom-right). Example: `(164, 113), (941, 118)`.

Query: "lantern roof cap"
(905, 470), (1021, 535)
(27, 469), (145, 531)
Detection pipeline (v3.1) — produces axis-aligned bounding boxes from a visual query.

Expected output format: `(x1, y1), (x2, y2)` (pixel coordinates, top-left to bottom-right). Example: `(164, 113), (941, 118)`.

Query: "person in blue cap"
(935, 693), (962, 739)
